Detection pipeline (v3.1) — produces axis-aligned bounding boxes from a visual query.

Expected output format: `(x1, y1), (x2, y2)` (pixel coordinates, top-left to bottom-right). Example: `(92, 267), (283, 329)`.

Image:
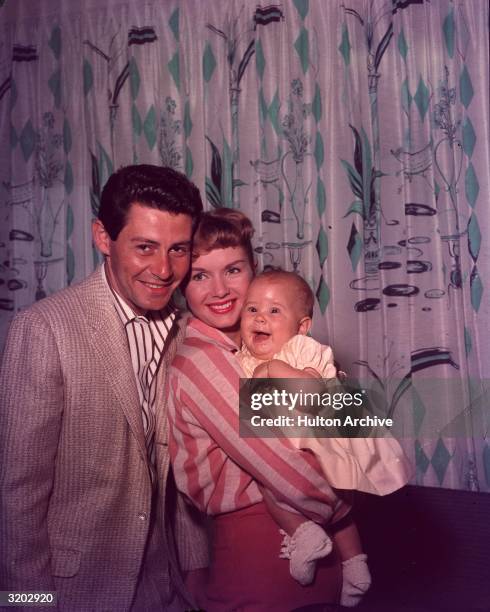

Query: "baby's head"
(241, 270), (313, 360)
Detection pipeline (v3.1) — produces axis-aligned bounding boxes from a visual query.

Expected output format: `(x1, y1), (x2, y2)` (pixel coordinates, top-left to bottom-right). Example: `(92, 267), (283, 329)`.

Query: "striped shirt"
(168, 317), (349, 523)
(102, 263), (175, 462)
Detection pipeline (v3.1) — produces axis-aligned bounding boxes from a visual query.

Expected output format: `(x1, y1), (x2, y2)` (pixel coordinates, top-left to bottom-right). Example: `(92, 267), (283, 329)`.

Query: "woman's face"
(184, 246), (254, 342)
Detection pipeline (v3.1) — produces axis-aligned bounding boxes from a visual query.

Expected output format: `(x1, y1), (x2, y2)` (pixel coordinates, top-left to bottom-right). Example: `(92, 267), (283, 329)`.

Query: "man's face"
(93, 203), (193, 314)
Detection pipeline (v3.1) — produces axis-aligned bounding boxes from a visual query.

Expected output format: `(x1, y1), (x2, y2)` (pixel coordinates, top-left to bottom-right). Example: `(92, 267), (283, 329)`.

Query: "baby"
(238, 270), (411, 606)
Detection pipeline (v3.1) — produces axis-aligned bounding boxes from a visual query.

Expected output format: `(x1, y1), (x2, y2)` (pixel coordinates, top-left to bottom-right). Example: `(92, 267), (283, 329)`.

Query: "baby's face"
(241, 277), (310, 360)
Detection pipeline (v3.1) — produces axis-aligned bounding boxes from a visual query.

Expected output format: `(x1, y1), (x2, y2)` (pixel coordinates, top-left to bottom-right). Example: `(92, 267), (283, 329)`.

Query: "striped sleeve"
(168, 333), (349, 523)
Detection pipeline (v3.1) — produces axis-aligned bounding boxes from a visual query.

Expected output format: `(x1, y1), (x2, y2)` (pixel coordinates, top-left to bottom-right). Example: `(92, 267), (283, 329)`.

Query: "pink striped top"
(168, 318), (349, 523)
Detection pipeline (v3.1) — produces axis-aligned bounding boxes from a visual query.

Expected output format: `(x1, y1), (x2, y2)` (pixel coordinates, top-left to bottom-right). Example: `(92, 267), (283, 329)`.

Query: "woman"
(168, 209), (347, 611)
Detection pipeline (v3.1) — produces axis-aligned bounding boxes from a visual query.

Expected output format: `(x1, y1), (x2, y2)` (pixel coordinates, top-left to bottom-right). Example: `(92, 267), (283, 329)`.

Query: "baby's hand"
(252, 362), (270, 378)
(252, 360), (323, 379)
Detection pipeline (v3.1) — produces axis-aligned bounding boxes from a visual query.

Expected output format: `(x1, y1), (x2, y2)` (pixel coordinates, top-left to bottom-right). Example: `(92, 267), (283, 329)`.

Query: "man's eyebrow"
(130, 237), (159, 245)
(129, 238), (192, 246)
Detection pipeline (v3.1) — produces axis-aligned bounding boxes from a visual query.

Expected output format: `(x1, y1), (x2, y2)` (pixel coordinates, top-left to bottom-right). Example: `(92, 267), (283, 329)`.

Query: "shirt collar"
(187, 316), (240, 353)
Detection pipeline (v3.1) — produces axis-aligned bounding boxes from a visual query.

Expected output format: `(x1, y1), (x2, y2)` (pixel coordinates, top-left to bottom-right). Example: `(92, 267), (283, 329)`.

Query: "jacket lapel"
(154, 312), (187, 446)
(79, 268), (146, 457)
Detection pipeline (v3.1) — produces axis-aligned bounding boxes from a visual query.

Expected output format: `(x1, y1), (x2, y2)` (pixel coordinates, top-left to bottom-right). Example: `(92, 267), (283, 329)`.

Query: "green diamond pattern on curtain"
(467, 214), (481, 262)
(268, 90), (281, 135)
(414, 76), (430, 121)
(294, 27), (309, 74)
(169, 7), (179, 42)
(442, 8), (455, 58)
(397, 29), (408, 61)
(316, 226), (328, 267)
(168, 53), (180, 90)
(185, 146), (193, 178)
(293, 0), (309, 21)
(316, 177), (326, 216)
(129, 58), (140, 100)
(460, 65), (474, 108)
(465, 163), (479, 207)
(20, 119), (36, 161)
(66, 245), (75, 285)
(143, 105), (157, 150)
(470, 267), (483, 312)
(83, 59), (93, 96)
(483, 444), (490, 488)
(314, 132), (324, 171)
(258, 88), (268, 124)
(462, 116), (476, 158)
(312, 83), (322, 123)
(431, 438), (452, 485)
(49, 25), (62, 59)
(316, 277), (330, 314)
(347, 222), (362, 271)
(339, 24), (351, 66)
(183, 100), (192, 138)
(203, 42), (216, 83)
(66, 203), (74, 240)
(256, 39), (266, 80)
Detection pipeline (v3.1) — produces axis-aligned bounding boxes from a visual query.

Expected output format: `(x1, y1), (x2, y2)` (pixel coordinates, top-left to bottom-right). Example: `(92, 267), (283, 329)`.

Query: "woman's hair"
(192, 207), (255, 269)
(254, 269), (315, 318)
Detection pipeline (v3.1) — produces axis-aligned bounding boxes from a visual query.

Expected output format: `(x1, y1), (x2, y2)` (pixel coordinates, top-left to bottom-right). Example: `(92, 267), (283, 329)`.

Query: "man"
(0, 165), (206, 610)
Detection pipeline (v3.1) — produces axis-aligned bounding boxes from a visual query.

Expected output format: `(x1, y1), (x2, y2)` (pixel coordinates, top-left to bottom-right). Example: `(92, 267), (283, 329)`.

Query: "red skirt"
(204, 502), (341, 612)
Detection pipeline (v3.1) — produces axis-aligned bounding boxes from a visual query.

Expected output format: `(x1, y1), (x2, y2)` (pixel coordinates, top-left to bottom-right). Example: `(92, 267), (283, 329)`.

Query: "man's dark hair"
(98, 164), (203, 240)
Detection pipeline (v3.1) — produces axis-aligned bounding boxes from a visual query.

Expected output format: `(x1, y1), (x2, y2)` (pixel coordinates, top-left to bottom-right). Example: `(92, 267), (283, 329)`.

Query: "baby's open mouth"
(252, 331), (271, 342)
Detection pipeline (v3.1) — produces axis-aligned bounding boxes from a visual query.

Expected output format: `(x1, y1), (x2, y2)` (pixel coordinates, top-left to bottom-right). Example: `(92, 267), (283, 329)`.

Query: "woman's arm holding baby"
(252, 359), (322, 379)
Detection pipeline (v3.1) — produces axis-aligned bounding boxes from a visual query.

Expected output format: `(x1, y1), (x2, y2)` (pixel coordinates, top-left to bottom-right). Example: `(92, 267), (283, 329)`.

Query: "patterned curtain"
(1, 0), (489, 492)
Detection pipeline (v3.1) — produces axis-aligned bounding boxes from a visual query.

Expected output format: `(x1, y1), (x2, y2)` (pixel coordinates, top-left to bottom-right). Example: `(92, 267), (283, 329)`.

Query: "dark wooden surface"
(351, 485), (490, 611)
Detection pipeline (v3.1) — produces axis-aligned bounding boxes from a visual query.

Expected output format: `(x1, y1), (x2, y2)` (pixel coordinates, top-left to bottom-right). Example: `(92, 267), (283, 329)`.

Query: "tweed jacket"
(0, 267), (207, 611)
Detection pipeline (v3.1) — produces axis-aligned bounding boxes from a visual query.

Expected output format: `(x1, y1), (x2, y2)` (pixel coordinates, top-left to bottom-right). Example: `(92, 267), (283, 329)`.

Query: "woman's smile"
(206, 299), (236, 314)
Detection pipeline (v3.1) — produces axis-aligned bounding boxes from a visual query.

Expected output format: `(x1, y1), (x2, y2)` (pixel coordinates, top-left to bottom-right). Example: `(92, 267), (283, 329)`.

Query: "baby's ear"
(298, 316), (312, 336)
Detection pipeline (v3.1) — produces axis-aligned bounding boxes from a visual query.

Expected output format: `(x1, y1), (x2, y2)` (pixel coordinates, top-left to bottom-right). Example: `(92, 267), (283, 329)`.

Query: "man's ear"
(92, 219), (111, 257)
(298, 316), (312, 336)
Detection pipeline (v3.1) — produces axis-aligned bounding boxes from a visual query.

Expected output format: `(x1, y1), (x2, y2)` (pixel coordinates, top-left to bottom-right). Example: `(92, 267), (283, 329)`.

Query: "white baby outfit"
(238, 334), (411, 496)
